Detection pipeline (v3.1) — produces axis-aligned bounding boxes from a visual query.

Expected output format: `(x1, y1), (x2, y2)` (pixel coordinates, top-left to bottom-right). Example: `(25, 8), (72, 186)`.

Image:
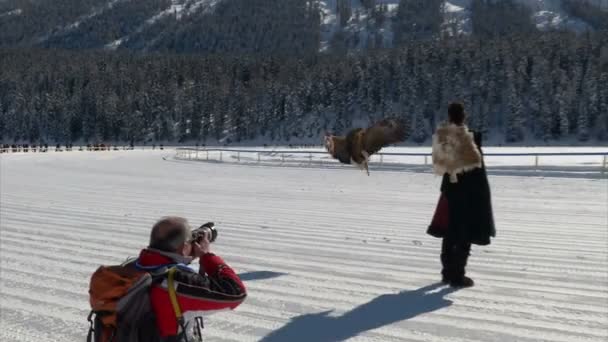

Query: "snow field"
(0, 150), (606, 341)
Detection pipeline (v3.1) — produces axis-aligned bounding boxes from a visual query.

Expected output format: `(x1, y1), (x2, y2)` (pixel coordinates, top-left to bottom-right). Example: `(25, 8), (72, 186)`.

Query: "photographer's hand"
(192, 232), (211, 258)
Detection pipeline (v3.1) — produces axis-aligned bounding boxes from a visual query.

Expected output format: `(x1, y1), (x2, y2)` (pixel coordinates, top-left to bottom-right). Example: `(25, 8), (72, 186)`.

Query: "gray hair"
(149, 216), (192, 252)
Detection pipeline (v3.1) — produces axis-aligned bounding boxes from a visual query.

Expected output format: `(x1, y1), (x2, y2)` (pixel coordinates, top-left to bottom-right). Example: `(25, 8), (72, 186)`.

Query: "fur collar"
(432, 123), (482, 183)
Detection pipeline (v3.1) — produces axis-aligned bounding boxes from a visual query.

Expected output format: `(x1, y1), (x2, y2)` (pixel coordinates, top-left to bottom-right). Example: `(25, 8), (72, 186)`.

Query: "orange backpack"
(87, 259), (171, 342)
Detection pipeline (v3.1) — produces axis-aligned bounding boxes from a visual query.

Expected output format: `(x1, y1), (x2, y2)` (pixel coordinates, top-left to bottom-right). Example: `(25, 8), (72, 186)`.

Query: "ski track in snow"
(0, 150), (607, 341)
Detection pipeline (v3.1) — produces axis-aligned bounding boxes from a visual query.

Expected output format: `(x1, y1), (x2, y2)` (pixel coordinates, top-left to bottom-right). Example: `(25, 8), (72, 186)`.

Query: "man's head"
(448, 102), (466, 126)
(149, 216), (194, 256)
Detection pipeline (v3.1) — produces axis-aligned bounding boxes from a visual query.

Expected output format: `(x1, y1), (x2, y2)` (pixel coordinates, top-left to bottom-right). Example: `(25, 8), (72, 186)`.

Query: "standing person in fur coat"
(427, 103), (496, 288)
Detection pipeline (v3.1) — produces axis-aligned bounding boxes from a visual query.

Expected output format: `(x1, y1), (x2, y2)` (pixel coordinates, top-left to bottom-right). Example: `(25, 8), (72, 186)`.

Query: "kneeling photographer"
(138, 216), (247, 341)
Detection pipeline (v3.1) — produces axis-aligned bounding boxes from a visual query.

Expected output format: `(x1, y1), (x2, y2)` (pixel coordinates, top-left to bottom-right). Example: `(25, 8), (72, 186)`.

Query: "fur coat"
(432, 123), (482, 183)
(428, 126), (496, 246)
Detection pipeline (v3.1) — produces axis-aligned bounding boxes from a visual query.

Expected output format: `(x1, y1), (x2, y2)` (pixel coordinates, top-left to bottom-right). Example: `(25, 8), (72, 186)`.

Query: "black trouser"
(441, 237), (471, 280)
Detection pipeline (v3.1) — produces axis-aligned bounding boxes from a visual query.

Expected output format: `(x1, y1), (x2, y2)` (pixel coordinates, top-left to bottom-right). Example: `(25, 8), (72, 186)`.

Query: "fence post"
(206, 150), (209, 161)
(195, 148), (199, 160)
(220, 151), (223, 162)
(237, 151), (240, 162)
(535, 155), (539, 170)
(380, 154), (384, 166)
(424, 155), (428, 165)
(258, 152), (261, 163)
(282, 153), (285, 163)
(603, 155), (607, 174)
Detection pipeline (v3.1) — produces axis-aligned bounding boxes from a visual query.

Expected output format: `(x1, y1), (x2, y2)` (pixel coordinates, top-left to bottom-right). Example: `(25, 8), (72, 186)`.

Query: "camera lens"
(193, 222), (218, 243)
(201, 226), (218, 243)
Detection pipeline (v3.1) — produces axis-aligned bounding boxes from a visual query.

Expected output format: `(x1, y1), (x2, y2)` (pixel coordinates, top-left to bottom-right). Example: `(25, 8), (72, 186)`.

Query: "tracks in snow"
(1, 151), (607, 341)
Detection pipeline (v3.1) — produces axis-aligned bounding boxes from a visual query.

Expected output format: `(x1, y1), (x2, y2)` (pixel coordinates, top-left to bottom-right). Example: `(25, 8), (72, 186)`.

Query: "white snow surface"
(1, 149), (607, 341)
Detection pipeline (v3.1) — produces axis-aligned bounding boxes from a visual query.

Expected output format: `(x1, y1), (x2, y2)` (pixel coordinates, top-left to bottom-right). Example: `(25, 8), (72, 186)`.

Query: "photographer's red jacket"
(137, 249), (247, 340)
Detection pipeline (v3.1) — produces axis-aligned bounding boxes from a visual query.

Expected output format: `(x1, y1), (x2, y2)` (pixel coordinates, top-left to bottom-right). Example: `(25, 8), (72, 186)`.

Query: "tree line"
(1, 30), (607, 145)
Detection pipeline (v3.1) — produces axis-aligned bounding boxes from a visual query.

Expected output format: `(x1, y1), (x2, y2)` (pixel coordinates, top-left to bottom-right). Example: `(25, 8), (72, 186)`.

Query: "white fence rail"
(175, 148), (608, 174)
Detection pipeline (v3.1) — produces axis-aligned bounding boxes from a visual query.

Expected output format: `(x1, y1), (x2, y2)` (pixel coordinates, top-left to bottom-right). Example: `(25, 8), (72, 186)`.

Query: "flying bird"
(324, 118), (407, 175)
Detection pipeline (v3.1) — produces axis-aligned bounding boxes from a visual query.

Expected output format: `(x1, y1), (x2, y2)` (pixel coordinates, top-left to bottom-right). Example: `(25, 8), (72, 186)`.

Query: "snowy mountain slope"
(316, 0), (598, 51)
(516, 0), (592, 31)
(0, 8), (21, 18)
(1, 150), (607, 342)
(319, 0), (400, 51)
(105, 0), (221, 50)
(441, 0), (596, 35)
(1, 0), (604, 52)
(443, 1), (473, 36)
(35, 0), (126, 44)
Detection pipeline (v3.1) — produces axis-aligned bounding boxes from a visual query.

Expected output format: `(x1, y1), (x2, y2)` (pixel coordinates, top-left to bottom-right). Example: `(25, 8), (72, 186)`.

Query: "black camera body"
(191, 222), (218, 243)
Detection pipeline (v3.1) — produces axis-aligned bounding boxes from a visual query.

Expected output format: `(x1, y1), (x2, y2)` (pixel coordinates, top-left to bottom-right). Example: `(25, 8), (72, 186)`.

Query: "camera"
(191, 222), (218, 243)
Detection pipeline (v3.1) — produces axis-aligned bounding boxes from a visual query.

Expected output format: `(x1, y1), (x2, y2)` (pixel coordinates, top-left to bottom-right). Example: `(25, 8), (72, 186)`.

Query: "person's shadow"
(238, 271), (288, 282)
(260, 283), (456, 342)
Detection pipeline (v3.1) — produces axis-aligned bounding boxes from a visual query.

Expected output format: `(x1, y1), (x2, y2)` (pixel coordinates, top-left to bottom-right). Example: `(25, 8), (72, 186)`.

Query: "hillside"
(1, 0), (607, 146)
(1, 0), (606, 53)
(1, 31), (607, 145)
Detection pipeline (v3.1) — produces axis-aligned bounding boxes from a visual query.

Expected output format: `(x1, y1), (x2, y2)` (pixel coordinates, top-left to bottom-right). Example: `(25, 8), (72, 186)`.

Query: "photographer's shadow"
(260, 283), (456, 342)
(238, 271), (288, 282)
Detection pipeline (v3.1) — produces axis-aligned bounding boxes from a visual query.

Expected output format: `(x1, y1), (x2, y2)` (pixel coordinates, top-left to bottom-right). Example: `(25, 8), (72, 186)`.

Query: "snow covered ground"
(1, 149), (607, 341)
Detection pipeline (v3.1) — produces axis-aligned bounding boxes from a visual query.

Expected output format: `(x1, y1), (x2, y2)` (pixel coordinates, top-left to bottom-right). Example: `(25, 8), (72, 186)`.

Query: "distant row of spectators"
(0, 143), (164, 153)
(1, 142), (324, 153)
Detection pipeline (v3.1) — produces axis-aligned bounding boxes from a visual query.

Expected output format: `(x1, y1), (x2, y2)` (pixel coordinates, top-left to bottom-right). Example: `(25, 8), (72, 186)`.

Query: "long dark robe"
(428, 132), (496, 246)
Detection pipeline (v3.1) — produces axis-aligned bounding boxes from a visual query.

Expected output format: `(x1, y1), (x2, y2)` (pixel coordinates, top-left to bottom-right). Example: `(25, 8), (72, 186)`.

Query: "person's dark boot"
(440, 239), (453, 284)
(448, 242), (474, 288)
(449, 276), (474, 288)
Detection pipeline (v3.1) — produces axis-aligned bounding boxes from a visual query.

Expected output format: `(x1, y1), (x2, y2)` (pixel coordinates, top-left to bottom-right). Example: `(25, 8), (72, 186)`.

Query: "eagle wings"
(324, 119), (407, 175)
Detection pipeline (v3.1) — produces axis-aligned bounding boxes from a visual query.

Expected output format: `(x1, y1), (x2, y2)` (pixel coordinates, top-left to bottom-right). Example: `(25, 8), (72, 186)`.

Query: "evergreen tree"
(506, 82), (524, 142)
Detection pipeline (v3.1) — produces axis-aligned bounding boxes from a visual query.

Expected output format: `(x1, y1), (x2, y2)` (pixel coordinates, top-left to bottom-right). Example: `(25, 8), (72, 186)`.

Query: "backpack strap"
(167, 267), (183, 321)
(167, 267), (190, 342)
(87, 311), (95, 342)
(87, 310), (116, 342)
